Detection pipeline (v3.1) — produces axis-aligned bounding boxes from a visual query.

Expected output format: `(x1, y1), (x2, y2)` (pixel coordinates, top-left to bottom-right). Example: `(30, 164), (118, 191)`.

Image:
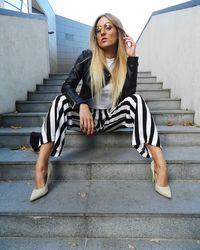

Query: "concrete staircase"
(0, 73), (200, 250)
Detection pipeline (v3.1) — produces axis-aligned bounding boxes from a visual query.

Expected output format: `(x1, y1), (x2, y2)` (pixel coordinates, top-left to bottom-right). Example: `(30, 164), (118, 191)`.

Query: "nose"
(100, 27), (106, 35)
(100, 30), (106, 36)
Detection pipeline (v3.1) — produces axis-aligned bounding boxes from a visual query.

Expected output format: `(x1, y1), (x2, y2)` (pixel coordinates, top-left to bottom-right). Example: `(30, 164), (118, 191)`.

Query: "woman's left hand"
(123, 34), (136, 57)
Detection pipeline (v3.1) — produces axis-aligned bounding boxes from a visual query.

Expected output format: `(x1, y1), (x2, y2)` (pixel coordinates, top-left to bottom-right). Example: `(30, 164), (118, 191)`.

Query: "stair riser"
(27, 91), (170, 101)
(16, 100), (181, 112)
(1, 113), (193, 127)
(48, 72), (152, 80)
(1, 162), (199, 181)
(1, 216), (199, 239)
(49, 74), (68, 79)
(0, 131), (199, 147)
(137, 77), (157, 83)
(44, 79), (64, 85)
(38, 83), (163, 92)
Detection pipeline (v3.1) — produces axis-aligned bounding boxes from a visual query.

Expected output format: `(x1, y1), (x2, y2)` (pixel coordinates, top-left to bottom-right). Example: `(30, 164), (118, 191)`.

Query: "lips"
(101, 38), (107, 42)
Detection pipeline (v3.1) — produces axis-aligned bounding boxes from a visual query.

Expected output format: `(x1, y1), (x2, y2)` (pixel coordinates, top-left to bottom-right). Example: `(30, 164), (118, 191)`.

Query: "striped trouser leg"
(101, 94), (161, 158)
(39, 94), (80, 157)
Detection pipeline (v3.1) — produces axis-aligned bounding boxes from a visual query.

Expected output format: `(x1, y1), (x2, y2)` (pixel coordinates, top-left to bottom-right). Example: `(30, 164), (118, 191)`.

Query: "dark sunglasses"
(95, 22), (113, 34)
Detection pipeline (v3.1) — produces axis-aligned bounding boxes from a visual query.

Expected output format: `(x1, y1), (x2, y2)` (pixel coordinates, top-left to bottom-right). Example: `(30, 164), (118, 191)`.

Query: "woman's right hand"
(79, 104), (95, 135)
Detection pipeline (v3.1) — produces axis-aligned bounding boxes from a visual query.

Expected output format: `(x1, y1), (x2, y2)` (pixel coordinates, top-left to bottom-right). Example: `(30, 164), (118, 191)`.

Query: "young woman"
(30, 13), (172, 201)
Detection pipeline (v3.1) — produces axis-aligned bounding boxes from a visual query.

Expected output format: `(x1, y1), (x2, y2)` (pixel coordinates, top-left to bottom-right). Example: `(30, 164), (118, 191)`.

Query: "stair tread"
(0, 146), (200, 163)
(16, 98), (182, 104)
(28, 89), (169, 93)
(0, 238), (200, 250)
(0, 179), (200, 215)
(0, 125), (200, 135)
(40, 82), (163, 85)
(1, 110), (195, 117)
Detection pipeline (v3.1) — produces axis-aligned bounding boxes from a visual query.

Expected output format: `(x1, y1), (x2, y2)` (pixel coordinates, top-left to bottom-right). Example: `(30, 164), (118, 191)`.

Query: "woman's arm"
(61, 50), (90, 111)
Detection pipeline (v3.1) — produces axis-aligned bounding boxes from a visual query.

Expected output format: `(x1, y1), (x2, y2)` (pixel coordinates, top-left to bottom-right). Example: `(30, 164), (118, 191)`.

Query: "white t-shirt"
(88, 58), (114, 110)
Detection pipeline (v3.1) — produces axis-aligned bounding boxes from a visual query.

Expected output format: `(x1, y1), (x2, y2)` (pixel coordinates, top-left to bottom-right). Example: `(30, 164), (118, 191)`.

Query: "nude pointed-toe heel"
(150, 161), (172, 199)
(30, 163), (52, 202)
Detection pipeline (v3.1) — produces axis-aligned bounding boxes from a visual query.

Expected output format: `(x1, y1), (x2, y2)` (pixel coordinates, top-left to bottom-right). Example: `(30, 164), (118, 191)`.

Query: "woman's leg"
(34, 142), (53, 189)
(102, 94), (170, 187)
(32, 95), (77, 189)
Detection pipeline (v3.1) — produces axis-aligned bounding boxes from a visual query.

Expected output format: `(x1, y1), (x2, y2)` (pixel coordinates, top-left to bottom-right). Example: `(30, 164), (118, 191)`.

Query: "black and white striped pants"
(40, 94), (161, 158)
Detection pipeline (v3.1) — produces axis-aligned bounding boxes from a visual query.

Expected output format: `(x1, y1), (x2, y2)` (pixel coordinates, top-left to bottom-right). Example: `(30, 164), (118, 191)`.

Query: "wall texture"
(56, 15), (91, 73)
(137, 3), (200, 124)
(0, 9), (49, 114)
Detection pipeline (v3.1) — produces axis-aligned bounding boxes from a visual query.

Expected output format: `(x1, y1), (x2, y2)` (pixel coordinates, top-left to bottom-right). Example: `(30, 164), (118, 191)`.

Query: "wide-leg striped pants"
(39, 93), (161, 158)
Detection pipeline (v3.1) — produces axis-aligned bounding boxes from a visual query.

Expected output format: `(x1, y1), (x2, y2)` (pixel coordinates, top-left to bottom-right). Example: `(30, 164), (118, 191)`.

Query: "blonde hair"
(90, 13), (127, 108)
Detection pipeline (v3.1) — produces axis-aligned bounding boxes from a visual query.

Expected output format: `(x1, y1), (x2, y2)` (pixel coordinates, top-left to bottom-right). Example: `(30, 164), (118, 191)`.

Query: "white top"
(88, 58), (114, 110)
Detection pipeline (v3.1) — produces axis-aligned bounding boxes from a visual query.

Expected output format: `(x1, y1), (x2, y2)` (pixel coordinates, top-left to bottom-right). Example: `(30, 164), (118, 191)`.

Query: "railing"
(3, 0), (32, 13)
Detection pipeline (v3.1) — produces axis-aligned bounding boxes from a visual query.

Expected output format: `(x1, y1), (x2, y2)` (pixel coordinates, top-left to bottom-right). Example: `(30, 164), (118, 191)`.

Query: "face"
(95, 16), (118, 52)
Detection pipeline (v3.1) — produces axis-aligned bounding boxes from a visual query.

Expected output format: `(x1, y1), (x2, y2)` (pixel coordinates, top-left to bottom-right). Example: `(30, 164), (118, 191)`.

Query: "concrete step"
(27, 89), (171, 101)
(49, 73), (68, 79)
(37, 82), (163, 92)
(44, 78), (159, 86)
(0, 146), (200, 181)
(0, 125), (199, 147)
(44, 78), (64, 84)
(0, 110), (194, 127)
(48, 72), (153, 80)
(0, 180), (200, 239)
(1, 238), (200, 250)
(16, 98), (181, 112)
(45, 76), (158, 85)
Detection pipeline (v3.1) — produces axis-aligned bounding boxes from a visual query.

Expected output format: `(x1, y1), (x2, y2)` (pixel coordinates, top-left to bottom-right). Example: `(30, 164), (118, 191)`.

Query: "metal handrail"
(4, 0), (32, 13)
(4, 0), (21, 11)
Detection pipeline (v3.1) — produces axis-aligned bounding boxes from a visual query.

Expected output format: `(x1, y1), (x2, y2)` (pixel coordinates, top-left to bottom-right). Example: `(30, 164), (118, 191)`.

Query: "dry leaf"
(67, 241), (79, 247)
(78, 192), (87, 198)
(11, 145), (28, 150)
(150, 239), (160, 243)
(197, 240), (200, 244)
(167, 121), (173, 126)
(128, 243), (137, 250)
(10, 126), (22, 129)
(183, 120), (195, 127)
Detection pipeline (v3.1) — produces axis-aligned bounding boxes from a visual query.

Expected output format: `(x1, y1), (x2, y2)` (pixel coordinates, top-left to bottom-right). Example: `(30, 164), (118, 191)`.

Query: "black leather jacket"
(61, 49), (138, 111)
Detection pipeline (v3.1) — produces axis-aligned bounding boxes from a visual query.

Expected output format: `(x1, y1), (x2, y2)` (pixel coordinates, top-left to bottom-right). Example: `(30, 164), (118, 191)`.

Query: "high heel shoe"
(150, 161), (172, 199)
(30, 163), (52, 201)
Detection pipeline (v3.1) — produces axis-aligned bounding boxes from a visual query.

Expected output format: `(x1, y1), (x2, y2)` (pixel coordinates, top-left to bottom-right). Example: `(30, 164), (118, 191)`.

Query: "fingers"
(123, 35), (136, 56)
(79, 104), (95, 135)
(123, 34), (135, 46)
(80, 116), (95, 135)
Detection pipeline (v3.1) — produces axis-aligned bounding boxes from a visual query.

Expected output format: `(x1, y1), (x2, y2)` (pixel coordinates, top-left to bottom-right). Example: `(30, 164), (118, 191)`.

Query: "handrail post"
(27, 0), (32, 13)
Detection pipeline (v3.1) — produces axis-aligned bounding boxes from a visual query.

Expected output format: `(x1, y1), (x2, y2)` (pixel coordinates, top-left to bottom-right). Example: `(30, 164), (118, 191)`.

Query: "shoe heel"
(46, 163), (53, 185)
(150, 161), (155, 183)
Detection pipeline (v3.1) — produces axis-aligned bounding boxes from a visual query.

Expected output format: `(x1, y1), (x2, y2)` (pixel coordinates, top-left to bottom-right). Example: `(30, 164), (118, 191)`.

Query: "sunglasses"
(95, 22), (113, 34)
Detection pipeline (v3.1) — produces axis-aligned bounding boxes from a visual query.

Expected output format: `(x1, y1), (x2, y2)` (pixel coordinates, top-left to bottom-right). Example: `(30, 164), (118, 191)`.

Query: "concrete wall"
(56, 15), (91, 73)
(33, 0), (58, 73)
(0, 9), (49, 114)
(137, 3), (200, 124)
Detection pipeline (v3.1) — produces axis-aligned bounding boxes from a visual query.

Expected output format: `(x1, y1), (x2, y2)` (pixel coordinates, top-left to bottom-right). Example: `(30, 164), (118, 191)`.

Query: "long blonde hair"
(90, 13), (127, 108)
